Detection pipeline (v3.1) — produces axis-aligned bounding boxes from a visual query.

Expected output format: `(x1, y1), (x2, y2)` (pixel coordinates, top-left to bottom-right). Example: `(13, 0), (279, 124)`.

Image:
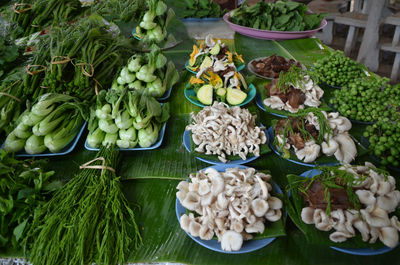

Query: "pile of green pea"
(313, 50), (366, 87)
(364, 118), (400, 167)
(329, 77), (400, 122)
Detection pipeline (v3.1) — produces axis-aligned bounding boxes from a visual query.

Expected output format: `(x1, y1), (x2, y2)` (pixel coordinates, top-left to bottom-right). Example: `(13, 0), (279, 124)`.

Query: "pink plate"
(223, 11), (327, 40)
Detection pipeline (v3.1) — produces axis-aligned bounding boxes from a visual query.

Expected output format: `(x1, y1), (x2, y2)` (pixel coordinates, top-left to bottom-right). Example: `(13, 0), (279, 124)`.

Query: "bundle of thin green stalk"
(0, 67), (26, 135)
(4, 93), (87, 154)
(24, 146), (142, 265)
(0, 149), (61, 250)
(89, 0), (146, 23)
(276, 65), (319, 94)
(32, 14), (134, 101)
(5, 0), (82, 39)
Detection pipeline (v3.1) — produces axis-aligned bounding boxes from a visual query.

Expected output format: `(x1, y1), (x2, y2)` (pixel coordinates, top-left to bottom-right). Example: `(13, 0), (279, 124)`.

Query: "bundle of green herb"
(25, 146), (141, 265)
(0, 149), (60, 250)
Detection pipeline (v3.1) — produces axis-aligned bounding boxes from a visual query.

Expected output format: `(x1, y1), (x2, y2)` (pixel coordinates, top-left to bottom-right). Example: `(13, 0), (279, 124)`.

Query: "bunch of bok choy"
(87, 88), (169, 149)
(135, 0), (175, 43)
(25, 146), (141, 265)
(4, 93), (87, 154)
(112, 44), (179, 98)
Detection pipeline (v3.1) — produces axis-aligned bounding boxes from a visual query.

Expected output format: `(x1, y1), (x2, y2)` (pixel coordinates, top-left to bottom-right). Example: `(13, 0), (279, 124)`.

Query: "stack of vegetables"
(176, 0), (227, 19)
(112, 45), (179, 98)
(0, 150), (60, 249)
(4, 93), (86, 154)
(135, 0), (175, 43)
(188, 34), (244, 75)
(87, 88), (169, 149)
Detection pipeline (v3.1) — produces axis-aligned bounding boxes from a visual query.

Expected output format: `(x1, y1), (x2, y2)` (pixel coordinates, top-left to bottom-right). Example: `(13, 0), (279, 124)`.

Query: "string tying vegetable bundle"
(25, 146), (141, 265)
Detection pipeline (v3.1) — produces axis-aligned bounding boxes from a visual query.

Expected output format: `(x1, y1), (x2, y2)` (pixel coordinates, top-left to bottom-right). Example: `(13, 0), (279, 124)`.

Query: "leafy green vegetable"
(229, 0), (327, 31)
(175, 0), (227, 18)
(0, 150), (59, 250)
(25, 147), (142, 265)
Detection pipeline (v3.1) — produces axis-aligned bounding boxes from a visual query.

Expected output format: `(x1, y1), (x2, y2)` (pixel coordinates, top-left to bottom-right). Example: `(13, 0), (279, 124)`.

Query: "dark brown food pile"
(251, 54), (301, 78)
(266, 79), (306, 109)
(300, 180), (352, 211)
(274, 117), (319, 150)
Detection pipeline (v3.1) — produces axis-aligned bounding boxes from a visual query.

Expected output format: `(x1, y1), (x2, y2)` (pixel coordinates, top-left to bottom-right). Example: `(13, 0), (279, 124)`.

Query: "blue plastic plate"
(182, 129), (267, 165)
(184, 83), (256, 108)
(185, 61), (245, 75)
(255, 93), (287, 118)
(1, 122), (86, 157)
(181, 17), (222, 22)
(268, 127), (338, 168)
(300, 169), (399, 255)
(84, 123), (166, 151)
(176, 164), (281, 253)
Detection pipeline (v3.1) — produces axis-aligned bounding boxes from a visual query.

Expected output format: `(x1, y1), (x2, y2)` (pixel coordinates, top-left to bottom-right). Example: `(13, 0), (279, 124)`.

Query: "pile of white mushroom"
(264, 75), (324, 113)
(177, 167), (283, 251)
(186, 102), (267, 163)
(275, 110), (357, 163)
(301, 162), (400, 248)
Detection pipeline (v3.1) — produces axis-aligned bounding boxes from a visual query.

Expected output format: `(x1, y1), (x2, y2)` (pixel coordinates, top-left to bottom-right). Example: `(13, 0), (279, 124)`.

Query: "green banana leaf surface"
(2, 32), (400, 265)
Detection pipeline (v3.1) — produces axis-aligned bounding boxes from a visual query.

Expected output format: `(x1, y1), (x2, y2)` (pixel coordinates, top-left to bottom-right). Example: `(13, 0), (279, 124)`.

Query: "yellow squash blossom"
(190, 76), (205, 85)
(226, 51), (233, 63)
(234, 52), (244, 63)
(189, 45), (199, 66)
(206, 71), (223, 88)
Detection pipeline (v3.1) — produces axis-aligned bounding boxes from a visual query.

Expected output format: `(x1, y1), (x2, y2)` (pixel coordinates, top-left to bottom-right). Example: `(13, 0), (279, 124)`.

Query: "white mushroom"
(267, 196), (283, 210)
(361, 206), (391, 228)
(377, 190), (400, 212)
(353, 219), (370, 242)
(333, 133), (357, 163)
(205, 34), (215, 47)
(251, 198), (269, 217)
(189, 221), (202, 237)
(231, 220), (244, 233)
(198, 179), (211, 196)
(216, 193), (229, 210)
(391, 216), (400, 231)
(245, 220), (265, 234)
(176, 191), (187, 203)
(221, 231), (243, 251)
(313, 209), (333, 231)
(379, 227), (399, 248)
(177, 181), (189, 192)
(355, 190), (376, 206)
(329, 231), (353, 243)
(180, 214), (192, 231)
(301, 207), (315, 224)
(182, 191), (201, 211)
(199, 225), (214, 240)
(263, 96), (285, 110)
(265, 209), (282, 222)
(321, 138), (339, 156)
(295, 142), (321, 163)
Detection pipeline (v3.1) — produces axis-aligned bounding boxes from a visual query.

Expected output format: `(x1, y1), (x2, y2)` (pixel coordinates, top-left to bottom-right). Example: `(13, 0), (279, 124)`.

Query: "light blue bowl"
(184, 83), (256, 108)
(84, 123), (166, 151)
(176, 164), (282, 253)
(300, 169), (399, 255)
(181, 17), (222, 22)
(182, 129), (266, 165)
(1, 122), (86, 157)
(185, 61), (245, 75)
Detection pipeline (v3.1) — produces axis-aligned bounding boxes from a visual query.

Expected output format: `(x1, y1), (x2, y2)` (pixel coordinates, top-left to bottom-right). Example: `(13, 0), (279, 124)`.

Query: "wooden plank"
(391, 52), (400, 81)
(335, 12), (368, 28)
(381, 43), (400, 53)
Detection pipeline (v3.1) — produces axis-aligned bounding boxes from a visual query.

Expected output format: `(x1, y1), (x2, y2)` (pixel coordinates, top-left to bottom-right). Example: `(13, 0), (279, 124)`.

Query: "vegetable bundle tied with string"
(25, 146), (142, 265)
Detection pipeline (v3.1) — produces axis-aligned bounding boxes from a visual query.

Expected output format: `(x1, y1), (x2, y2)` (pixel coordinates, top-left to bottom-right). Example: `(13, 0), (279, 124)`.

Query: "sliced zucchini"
(200, 56), (212, 70)
(226, 88), (247, 105)
(197, 84), (213, 105)
(210, 43), (220, 55)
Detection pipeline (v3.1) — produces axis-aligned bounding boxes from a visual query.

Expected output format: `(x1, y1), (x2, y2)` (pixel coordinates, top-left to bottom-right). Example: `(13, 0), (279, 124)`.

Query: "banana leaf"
(2, 32), (400, 264)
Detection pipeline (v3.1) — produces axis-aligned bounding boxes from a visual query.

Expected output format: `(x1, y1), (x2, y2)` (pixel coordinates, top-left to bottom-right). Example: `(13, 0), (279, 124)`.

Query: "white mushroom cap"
(180, 214), (192, 232)
(356, 190), (376, 206)
(210, 175), (225, 196)
(295, 142), (321, 163)
(379, 227), (399, 248)
(176, 191), (187, 203)
(377, 190), (400, 212)
(353, 219), (370, 242)
(391, 216), (400, 231)
(198, 179), (211, 196)
(201, 192), (214, 206)
(265, 209), (282, 222)
(221, 231), (243, 251)
(251, 198), (269, 217)
(182, 191), (201, 211)
(361, 206), (391, 228)
(205, 34), (215, 47)
(177, 181), (189, 192)
(313, 209), (333, 231)
(321, 138), (339, 156)
(267, 196), (283, 210)
(245, 220), (265, 234)
(264, 96), (285, 110)
(231, 220), (244, 233)
(199, 225), (214, 240)
(333, 133), (357, 163)
(301, 207), (315, 224)
(189, 221), (202, 237)
(329, 231), (353, 243)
